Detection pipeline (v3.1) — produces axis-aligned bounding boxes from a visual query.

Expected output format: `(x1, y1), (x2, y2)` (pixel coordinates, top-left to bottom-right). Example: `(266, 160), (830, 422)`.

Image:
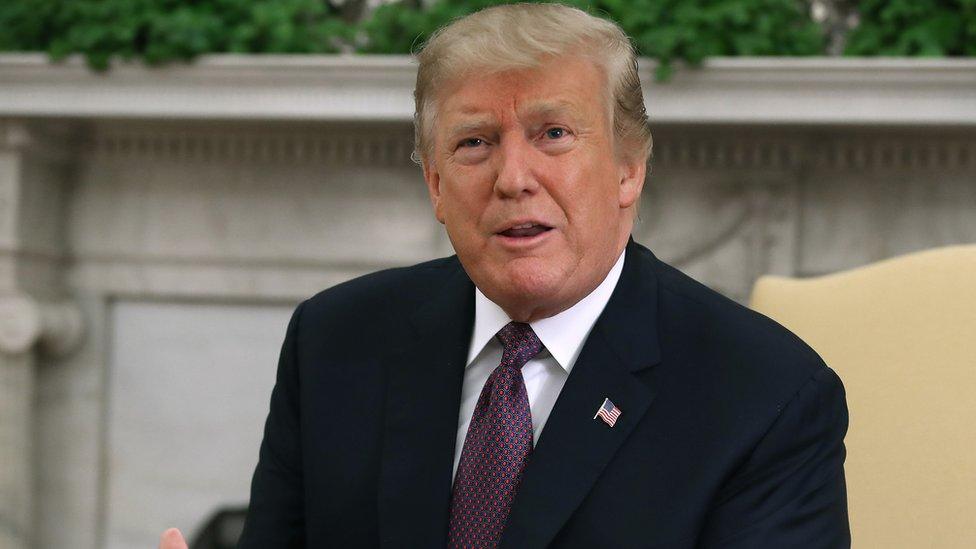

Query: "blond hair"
(413, 2), (652, 164)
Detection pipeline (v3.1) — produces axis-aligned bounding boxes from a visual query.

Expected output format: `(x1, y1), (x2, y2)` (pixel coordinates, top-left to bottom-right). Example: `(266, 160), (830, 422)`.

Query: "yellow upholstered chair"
(749, 245), (976, 548)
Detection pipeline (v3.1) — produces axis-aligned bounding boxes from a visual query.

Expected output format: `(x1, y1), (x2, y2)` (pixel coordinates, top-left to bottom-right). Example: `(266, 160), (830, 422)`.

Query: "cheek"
(441, 176), (489, 230)
(558, 160), (618, 216)
(560, 178), (621, 249)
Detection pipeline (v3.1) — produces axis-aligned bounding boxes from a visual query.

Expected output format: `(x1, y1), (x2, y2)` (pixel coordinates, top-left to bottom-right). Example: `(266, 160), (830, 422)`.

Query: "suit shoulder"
(649, 254), (828, 391)
(299, 255), (459, 327)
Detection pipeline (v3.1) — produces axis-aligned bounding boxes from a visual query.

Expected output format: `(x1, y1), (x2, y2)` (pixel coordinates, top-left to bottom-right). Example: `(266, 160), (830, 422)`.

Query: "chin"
(486, 258), (569, 311)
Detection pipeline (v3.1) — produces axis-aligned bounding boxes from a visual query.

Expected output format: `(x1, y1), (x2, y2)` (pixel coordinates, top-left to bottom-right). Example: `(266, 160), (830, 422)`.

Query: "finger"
(159, 527), (188, 549)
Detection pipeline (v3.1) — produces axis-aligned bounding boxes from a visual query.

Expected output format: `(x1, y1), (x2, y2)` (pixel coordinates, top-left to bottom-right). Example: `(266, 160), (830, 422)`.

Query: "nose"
(493, 133), (540, 198)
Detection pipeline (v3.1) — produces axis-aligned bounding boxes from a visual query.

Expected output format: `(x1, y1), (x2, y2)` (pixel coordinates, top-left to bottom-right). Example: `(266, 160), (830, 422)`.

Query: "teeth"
(511, 222), (535, 229)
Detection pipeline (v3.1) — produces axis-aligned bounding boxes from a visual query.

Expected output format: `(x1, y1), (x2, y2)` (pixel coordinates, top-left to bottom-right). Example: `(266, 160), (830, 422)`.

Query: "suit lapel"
(377, 259), (474, 548)
(501, 240), (664, 548)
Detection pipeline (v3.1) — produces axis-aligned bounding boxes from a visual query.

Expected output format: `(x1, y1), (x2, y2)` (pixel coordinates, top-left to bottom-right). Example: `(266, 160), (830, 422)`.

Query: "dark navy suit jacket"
(237, 238), (850, 548)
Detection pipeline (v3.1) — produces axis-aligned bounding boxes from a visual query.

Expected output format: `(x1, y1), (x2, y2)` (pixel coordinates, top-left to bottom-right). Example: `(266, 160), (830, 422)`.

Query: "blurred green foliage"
(0, 0), (349, 69)
(0, 0), (972, 77)
(610, 0), (824, 79)
(845, 0), (976, 56)
(362, 0), (823, 80)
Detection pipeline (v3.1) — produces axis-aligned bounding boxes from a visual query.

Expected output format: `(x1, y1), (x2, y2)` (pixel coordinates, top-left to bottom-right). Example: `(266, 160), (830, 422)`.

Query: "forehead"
(435, 56), (609, 128)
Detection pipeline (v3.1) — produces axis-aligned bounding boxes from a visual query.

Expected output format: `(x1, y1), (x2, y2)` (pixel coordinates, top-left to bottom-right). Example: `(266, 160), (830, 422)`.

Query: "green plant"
(601, 0), (824, 79)
(845, 0), (976, 56)
(0, 0), (349, 70)
(1, 0), (974, 77)
(360, 0), (824, 80)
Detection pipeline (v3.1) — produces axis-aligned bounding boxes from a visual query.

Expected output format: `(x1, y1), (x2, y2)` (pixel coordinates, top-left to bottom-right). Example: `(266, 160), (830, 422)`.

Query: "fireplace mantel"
(1, 54), (974, 125)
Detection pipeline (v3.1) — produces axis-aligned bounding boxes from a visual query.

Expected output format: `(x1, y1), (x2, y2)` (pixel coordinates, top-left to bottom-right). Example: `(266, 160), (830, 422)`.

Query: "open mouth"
(499, 222), (553, 238)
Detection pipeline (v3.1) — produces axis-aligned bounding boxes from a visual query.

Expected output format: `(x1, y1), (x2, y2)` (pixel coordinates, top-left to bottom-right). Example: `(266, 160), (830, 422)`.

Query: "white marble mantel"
(1, 54), (975, 125)
(0, 54), (974, 549)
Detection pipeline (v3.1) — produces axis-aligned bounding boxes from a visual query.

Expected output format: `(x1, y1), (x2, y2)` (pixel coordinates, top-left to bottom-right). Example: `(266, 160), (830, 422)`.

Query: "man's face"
(422, 55), (646, 321)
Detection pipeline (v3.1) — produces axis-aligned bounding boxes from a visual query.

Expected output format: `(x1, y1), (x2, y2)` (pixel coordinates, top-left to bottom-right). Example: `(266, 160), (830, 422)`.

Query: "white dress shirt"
(452, 249), (626, 478)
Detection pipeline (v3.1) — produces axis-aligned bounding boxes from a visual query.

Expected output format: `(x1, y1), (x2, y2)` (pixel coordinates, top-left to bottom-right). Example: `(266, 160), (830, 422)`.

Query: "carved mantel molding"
(0, 119), (78, 164)
(0, 121), (82, 549)
(0, 293), (83, 357)
(76, 121), (976, 175)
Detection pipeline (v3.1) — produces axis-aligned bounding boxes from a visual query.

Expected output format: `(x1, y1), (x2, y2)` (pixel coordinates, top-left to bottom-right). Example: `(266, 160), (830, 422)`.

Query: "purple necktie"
(447, 321), (543, 548)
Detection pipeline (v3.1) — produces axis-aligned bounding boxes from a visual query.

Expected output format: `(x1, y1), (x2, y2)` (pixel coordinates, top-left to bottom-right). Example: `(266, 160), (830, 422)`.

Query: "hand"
(159, 527), (188, 549)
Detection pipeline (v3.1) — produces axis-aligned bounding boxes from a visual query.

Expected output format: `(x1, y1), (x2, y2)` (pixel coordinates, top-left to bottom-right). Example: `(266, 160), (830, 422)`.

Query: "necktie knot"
(496, 321), (544, 369)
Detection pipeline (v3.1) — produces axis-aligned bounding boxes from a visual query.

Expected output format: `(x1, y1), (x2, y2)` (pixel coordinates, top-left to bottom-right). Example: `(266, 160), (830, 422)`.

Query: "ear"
(422, 156), (446, 224)
(617, 152), (647, 209)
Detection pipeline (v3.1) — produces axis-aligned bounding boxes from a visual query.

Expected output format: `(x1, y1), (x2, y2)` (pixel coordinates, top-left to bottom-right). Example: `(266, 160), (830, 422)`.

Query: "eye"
(457, 137), (485, 148)
(544, 127), (568, 139)
(452, 136), (491, 165)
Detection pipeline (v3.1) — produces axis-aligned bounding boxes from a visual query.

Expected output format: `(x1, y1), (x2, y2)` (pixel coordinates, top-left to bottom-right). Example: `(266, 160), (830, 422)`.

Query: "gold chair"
(749, 245), (976, 548)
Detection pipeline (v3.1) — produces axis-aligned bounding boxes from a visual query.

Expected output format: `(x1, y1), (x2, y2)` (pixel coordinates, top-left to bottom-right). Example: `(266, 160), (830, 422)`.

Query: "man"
(161, 3), (850, 548)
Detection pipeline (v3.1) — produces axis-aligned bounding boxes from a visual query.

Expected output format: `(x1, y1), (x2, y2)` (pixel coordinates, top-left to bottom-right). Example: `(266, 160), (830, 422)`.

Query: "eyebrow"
(445, 118), (498, 141)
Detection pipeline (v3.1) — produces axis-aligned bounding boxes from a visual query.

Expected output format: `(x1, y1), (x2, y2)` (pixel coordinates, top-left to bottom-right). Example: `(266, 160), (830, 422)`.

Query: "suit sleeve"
(698, 366), (851, 548)
(237, 301), (307, 548)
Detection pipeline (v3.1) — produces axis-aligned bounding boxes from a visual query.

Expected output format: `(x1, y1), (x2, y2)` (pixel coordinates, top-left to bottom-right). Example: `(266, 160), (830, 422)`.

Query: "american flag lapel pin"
(593, 397), (622, 427)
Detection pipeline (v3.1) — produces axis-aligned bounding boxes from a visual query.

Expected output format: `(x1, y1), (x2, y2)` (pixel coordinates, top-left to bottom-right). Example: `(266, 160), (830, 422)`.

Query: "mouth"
(497, 222), (553, 239)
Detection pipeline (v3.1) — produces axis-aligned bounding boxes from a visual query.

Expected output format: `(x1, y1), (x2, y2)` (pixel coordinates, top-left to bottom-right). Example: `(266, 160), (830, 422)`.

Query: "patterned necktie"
(447, 321), (543, 548)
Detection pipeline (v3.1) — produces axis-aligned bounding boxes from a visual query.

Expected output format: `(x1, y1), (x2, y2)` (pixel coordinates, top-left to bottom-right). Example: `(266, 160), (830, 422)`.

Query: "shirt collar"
(466, 248), (626, 373)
